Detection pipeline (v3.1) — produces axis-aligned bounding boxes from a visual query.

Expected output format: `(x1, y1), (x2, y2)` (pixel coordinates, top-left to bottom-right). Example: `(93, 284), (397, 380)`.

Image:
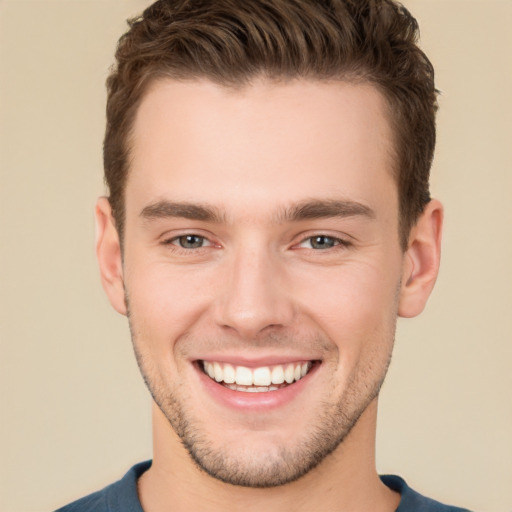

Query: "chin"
(152, 380), (377, 488)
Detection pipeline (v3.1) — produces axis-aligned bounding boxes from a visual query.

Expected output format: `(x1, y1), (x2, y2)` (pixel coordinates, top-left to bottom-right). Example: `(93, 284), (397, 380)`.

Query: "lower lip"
(195, 362), (319, 412)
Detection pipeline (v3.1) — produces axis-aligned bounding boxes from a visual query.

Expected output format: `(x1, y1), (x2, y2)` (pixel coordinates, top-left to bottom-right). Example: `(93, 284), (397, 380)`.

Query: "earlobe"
(95, 197), (127, 315)
(398, 199), (443, 318)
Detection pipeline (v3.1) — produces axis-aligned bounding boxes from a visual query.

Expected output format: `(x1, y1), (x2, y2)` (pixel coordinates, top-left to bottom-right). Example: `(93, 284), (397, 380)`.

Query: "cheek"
(124, 260), (215, 354)
(298, 266), (399, 398)
(292, 260), (400, 354)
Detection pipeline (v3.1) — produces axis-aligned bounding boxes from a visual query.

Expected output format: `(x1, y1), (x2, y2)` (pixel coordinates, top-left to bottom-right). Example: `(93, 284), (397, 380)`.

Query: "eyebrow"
(140, 200), (226, 223)
(277, 199), (375, 222)
(139, 198), (375, 224)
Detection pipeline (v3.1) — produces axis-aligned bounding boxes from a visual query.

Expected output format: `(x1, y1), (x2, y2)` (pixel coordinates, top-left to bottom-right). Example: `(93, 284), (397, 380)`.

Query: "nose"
(213, 245), (295, 339)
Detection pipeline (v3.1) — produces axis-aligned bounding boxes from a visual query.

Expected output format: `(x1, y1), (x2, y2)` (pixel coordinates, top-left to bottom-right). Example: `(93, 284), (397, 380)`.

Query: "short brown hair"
(104, 0), (438, 249)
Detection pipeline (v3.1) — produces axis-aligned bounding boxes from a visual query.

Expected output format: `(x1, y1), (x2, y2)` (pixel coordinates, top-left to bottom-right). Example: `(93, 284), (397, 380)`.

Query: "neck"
(137, 400), (400, 512)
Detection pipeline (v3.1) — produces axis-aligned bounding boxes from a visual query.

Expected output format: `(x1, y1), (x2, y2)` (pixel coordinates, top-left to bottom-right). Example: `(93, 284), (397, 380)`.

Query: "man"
(57, 0), (471, 510)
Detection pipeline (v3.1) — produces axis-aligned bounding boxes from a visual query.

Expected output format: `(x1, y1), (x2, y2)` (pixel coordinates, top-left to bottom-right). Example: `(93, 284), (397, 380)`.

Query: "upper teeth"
(203, 361), (312, 386)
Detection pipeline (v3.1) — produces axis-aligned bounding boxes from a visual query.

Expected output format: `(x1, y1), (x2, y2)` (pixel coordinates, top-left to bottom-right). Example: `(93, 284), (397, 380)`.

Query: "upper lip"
(193, 355), (321, 367)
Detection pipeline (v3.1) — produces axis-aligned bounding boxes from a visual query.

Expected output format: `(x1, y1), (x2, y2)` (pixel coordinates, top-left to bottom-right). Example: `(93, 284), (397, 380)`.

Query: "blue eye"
(174, 235), (207, 249)
(297, 235), (349, 250)
(307, 235), (339, 249)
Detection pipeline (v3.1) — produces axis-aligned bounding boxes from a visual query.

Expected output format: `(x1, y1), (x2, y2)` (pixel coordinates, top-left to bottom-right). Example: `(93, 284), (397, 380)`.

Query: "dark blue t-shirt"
(55, 460), (473, 511)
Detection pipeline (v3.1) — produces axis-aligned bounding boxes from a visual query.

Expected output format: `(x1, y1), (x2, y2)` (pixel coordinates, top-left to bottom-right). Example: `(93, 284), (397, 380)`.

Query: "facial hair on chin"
(126, 312), (395, 488)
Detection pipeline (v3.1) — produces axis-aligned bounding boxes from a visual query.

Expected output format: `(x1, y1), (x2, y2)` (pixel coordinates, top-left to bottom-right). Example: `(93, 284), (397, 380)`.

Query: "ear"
(95, 197), (127, 315)
(398, 199), (443, 318)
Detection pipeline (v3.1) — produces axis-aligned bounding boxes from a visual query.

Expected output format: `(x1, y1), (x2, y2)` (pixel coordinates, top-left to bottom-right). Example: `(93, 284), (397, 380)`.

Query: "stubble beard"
(158, 378), (388, 488)
(126, 296), (396, 488)
(130, 342), (393, 488)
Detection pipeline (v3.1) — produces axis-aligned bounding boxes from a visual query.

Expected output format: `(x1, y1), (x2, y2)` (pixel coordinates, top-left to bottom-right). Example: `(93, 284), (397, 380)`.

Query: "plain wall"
(0, 1), (510, 511)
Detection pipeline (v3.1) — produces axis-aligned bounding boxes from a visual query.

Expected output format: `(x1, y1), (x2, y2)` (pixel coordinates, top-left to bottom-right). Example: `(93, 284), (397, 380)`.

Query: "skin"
(96, 78), (443, 512)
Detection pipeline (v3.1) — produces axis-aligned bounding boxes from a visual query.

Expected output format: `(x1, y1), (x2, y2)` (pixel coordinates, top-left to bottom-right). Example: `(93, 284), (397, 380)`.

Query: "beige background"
(0, 1), (511, 511)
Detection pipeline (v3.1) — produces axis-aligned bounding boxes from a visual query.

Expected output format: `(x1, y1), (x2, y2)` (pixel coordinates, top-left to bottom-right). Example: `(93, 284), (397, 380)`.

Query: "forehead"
(127, 78), (397, 220)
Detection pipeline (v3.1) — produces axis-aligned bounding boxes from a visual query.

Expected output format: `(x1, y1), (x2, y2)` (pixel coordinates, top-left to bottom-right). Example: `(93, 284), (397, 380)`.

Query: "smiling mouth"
(200, 360), (318, 393)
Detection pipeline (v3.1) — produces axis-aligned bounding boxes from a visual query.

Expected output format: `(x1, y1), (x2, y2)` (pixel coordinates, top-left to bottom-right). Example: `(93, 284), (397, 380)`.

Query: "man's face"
(120, 78), (406, 486)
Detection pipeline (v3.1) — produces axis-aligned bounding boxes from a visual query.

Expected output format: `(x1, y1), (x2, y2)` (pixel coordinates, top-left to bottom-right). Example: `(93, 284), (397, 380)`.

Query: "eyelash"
(163, 234), (213, 251)
(295, 234), (351, 251)
(162, 233), (351, 252)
